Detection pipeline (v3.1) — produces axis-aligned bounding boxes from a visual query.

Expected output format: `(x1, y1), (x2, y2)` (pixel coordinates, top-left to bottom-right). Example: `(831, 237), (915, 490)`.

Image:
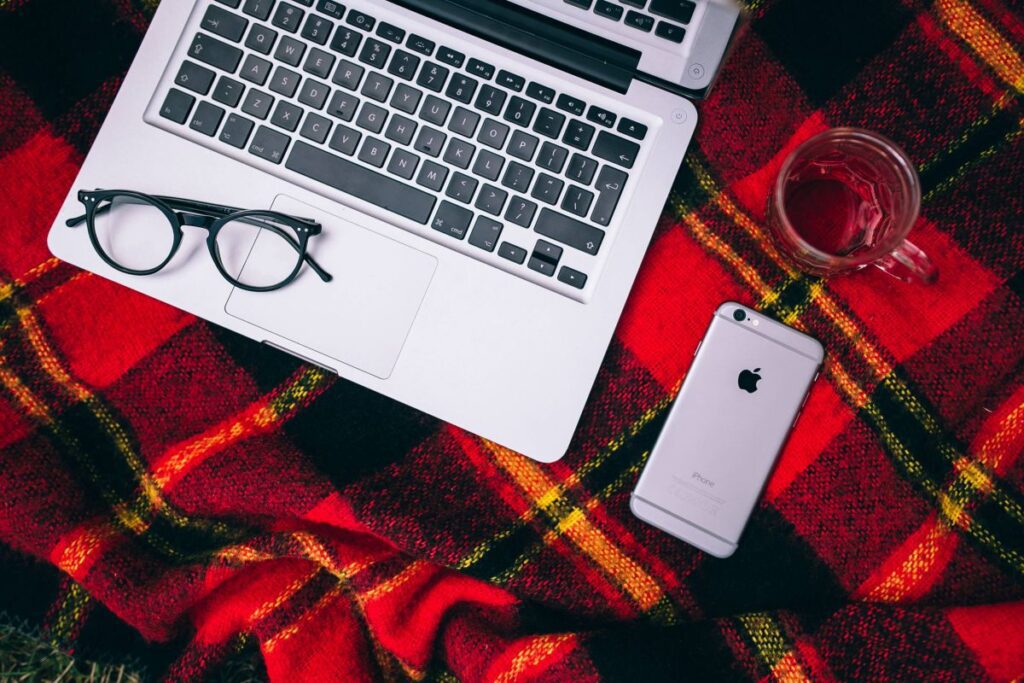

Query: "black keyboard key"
(443, 138), (475, 169)
(328, 124), (361, 154)
(446, 172), (478, 203)
(359, 38), (391, 68)
(388, 50), (420, 81)
(391, 84), (422, 113)
(356, 102), (388, 133)
(535, 208), (604, 254)
(270, 99), (303, 131)
(416, 160), (448, 191)
(533, 239), (563, 265)
(472, 150), (505, 181)
(331, 60), (364, 90)
(240, 53), (272, 85)
(446, 74), (478, 104)
(468, 216), (503, 252)
(437, 46), (465, 68)
(316, 0), (345, 19)
(241, 88), (274, 119)
(249, 125), (290, 163)
(498, 242), (527, 264)
(431, 200), (472, 239)
(419, 95), (451, 125)
(563, 119), (595, 150)
(175, 61), (216, 95)
(593, 130), (640, 168)
(655, 21), (686, 43)
(555, 93), (585, 116)
(526, 82), (556, 104)
(385, 114), (417, 145)
(407, 34), (435, 56)
(649, 0), (696, 23)
(202, 5), (248, 42)
(216, 0), (242, 7)
(504, 96), (536, 127)
(299, 111), (332, 142)
(621, 0), (645, 6)
(592, 165), (628, 226)
(414, 126), (446, 157)
(358, 137), (390, 168)
(475, 184), (508, 216)
(504, 196), (537, 227)
(533, 108), (566, 138)
(558, 266), (587, 289)
(159, 88), (195, 124)
(220, 113), (254, 148)
(269, 66), (301, 97)
(416, 62), (449, 93)
(388, 148), (420, 180)
(625, 10), (655, 31)
(531, 173), (564, 205)
(242, 0), (275, 21)
(287, 141), (437, 223)
(330, 27), (362, 57)
(508, 130), (539, 161)
(297, 78), (329, 109)
(528, 255), (556, 276)
(617, 117), (648, 140)
(302, 14), (333, 44)
(448, 106), (480, 137)
(474, 85), (506, 116)
(567, 153), (598, 184)
(497, 70), (525, 92)
(271, 2), (305, 32)
(564, 0), (593, 7)
(537, 142), (568, 173)
(246, 24), (278, 53)
(587, 106), (616, 128)
(477, 118), (509, 149)
(501, 161), (533, 193)
(594, 0), (623, 20)
(561, 185), (594, 217)
(346, 9), (375, 31)
(376, 22), (405, 43)
(188, 33), (243, 73)
(326, 90), (358, 121)
(361, 72), (394, 102)
(467, 58), (495, 80)
(275, 35), (307, 66)
(213, 76), (246, 107)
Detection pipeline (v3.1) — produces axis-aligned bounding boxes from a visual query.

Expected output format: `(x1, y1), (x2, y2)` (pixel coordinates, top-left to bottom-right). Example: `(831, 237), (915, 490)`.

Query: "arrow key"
(592, 130), (640, 169)
(557, 266), (588, 289)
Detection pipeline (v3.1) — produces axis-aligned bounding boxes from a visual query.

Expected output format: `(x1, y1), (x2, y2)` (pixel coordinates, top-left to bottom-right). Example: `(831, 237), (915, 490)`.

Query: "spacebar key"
(286, 141), (437, 224)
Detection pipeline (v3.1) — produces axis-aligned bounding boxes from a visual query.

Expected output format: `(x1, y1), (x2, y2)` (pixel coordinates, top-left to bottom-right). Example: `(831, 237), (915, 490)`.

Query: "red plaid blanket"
(1, 0), (1023, 680)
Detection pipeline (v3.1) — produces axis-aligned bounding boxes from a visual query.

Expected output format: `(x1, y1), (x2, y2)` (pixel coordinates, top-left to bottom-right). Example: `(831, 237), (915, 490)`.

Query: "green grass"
(0, 623), (141, 683)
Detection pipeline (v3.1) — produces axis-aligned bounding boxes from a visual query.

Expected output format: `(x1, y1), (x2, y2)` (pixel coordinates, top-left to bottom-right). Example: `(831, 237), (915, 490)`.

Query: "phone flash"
(752, 320), (760, 326)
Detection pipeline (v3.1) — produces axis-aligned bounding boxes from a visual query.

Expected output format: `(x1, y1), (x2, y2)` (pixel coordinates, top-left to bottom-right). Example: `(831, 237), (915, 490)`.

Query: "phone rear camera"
(733, 309), (747, 322)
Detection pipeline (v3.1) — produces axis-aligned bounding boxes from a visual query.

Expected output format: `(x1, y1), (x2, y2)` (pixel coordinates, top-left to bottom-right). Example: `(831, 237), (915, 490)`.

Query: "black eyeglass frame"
(66, 189), (333, 292)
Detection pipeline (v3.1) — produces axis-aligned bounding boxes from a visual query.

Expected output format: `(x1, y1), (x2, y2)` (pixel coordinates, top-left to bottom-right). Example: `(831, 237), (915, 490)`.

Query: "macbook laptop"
(47, 0), (740, 462)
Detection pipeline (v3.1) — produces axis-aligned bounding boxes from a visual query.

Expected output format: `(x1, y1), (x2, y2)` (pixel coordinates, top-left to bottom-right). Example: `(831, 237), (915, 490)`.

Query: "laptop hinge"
(389, 0), (641, 94)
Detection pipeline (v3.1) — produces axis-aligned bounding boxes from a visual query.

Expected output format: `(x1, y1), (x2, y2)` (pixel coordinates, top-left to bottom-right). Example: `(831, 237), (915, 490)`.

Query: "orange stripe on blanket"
(936, 0), (1024, 93)
(487, 634), (578, 683)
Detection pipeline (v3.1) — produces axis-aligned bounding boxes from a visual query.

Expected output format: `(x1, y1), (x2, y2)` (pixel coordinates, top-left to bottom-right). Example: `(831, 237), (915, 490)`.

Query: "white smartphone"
(631, 302), (824, 558)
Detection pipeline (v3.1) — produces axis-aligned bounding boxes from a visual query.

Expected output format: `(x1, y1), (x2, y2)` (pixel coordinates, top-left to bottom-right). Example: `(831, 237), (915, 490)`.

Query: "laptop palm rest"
(224, 195), (437, 380)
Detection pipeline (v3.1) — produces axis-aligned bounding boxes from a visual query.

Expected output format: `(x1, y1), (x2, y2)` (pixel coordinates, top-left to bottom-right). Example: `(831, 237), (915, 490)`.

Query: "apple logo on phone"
(738, 368), (762, 393)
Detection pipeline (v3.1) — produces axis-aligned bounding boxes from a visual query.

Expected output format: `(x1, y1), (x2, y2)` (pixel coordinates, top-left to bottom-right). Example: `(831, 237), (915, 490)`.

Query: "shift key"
(535, 209), (604, 255)
(188, 33), (243, 73)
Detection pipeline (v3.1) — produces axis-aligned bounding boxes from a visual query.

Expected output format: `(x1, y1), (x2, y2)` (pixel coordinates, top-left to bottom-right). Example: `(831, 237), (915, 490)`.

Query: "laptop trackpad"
(224, 195), (437, 379)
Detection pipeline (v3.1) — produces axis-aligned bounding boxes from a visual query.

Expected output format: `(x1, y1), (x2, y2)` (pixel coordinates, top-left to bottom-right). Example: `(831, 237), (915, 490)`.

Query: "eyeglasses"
(66, 189), (333, 292)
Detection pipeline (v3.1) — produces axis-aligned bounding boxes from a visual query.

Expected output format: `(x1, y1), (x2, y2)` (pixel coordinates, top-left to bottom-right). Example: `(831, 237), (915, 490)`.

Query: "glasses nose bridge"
(178, 212), (216, 230)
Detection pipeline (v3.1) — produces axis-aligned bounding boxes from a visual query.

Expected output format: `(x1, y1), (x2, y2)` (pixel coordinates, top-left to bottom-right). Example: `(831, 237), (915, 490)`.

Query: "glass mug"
(769, 128), (938, 284)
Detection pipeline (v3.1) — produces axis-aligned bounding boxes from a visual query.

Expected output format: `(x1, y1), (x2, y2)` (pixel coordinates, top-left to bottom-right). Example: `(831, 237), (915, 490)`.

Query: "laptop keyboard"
(155, 0), (653, 297)
(564, 0), (694, 43)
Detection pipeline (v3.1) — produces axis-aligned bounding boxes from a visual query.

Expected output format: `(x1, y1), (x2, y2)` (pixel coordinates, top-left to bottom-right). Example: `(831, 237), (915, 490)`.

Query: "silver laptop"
(47, 0), (739, 462)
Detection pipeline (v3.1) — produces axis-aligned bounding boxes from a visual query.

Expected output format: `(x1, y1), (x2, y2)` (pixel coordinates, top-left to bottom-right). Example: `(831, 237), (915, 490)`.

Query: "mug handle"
(873, 239), (939, 284)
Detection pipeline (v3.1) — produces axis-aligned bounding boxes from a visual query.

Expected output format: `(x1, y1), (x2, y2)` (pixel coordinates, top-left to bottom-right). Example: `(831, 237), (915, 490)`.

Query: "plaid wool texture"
(1, 0), (1024, 680)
